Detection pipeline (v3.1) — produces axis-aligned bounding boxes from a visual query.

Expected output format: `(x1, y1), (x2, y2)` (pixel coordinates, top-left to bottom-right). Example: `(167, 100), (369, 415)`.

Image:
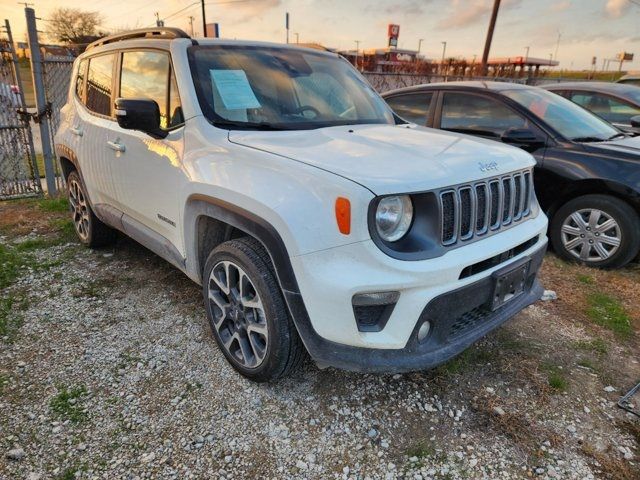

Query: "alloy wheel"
(68, 178), (90, 241)
(560, 208), (621, 262)
(207, 260), (269, 368)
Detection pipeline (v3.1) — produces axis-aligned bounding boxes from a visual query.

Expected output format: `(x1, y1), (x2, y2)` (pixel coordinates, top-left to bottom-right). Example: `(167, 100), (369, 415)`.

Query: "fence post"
(25, 7), (56, 196)
(5, 19), (42, 191)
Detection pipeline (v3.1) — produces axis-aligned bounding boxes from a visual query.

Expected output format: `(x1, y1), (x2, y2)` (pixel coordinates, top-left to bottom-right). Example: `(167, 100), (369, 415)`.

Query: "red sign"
(388, 24), (400, 47)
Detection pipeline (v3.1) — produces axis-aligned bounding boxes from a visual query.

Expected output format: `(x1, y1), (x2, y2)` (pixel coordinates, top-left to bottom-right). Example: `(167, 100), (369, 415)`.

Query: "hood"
(228, 124), (535, 195)
(582, 135), (640, 159)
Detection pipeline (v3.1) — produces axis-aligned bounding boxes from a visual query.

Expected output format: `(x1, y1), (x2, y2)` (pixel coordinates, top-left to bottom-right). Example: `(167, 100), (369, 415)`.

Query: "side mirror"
(501, 127), (545, 149)
(115, 98), (167, 139)
(630, 115), (640, 128)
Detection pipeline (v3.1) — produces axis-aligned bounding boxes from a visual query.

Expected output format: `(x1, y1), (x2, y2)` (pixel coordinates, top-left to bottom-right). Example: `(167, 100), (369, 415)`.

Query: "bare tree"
(48, 8), (105, 46)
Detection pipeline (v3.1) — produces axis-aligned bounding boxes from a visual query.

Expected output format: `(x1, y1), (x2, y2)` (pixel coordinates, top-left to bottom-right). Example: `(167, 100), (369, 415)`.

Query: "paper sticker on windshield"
(210, 69), (260, 110)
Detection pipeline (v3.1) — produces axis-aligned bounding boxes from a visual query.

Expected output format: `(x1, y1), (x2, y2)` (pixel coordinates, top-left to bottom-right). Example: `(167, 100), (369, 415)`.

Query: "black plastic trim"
(289, 243), (546, 373)
(353, 303), (397, 333)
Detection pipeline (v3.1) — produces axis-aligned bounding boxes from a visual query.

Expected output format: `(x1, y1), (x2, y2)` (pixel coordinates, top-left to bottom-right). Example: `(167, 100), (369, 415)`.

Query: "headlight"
(375, 195), (413, 242)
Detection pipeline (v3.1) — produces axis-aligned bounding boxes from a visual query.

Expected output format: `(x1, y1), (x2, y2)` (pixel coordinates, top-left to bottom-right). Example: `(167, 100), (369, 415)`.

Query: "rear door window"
(385, 93), (432, 125)
(86, 53), (115, 117)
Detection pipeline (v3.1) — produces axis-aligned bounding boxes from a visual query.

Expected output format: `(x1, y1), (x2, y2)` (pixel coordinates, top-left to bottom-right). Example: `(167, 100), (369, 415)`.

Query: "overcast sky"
(2, 0), (639, 70)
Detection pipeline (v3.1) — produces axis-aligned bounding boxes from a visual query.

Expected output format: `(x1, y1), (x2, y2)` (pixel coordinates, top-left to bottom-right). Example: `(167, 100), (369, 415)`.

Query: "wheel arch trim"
(545, 177), (640, 219)
(184, 194), (331, 361)
(184, 195), (299, 293)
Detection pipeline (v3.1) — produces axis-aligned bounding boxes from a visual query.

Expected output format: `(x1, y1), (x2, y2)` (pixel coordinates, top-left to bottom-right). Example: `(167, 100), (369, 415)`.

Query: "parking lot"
(1, 198), (638, 479)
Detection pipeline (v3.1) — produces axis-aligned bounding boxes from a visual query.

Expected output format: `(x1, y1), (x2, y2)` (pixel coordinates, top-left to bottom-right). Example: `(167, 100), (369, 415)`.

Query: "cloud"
(437, 0), (492, 29)
(605, 0), (630, 17)
(218, 0), (282, 22)
(383, 0), (429, 16)
(549, 1), (571, 12)
(436, 0), (521, 29)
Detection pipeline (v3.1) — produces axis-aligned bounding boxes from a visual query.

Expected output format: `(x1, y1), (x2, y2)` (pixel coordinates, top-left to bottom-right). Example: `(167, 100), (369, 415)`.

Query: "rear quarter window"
(75, 59), (87, 101)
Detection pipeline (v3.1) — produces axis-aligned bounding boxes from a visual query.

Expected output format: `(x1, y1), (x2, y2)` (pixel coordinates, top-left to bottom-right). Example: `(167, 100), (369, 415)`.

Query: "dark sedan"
(543, 82), (640, 134)
(382, 81), (640, 268)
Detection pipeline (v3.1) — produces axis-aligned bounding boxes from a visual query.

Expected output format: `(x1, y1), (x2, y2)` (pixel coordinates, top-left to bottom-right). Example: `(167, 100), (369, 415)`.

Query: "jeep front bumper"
(285, 213), (548, 373)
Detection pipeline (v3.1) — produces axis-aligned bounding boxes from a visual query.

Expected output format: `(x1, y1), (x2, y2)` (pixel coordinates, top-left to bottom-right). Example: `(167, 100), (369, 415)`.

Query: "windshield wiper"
(571, 136), (606, 143)
(213, 120), (290, 131)
(606, 132), (627, 141)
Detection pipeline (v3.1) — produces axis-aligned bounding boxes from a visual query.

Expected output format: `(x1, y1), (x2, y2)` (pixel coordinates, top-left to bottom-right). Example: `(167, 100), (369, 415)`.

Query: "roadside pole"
(25, 6), (56, 196)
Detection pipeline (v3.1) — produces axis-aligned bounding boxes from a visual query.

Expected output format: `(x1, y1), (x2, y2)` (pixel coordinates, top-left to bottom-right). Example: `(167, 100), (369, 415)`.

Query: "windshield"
(503, 88), (620, 142)
(188, 45), (395, 130)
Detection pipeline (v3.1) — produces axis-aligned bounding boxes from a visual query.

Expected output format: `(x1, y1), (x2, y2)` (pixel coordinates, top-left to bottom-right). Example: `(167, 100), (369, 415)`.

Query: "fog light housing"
(417, 320), (431, 343)
(352, 291), (399, 332)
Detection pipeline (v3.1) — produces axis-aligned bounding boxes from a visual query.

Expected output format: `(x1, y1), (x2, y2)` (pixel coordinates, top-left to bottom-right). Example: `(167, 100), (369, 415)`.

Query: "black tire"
(202, 237), (305, 382)
(67, 171), (117, 248)
(550, 194), (640, 269)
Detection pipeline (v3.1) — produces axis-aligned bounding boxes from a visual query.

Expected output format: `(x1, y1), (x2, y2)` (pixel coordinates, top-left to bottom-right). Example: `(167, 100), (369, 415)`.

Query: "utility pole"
(295, 32), (299, 44)
(524, 46), (529, 61)
(201, 0), (207, 37)
(285, 12), (289, 43)
(188, 16), (195, 36)
(554, 31), (561, 61)
(355, 40), (360, 71)
(417, 38), (423, 54)
(25, 7), (55, 195)
(440, 41), (446, 62)
(480, 0), (501, 76)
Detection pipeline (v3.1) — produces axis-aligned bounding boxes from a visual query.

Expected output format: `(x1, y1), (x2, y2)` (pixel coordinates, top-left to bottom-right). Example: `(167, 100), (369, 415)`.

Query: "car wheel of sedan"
(202, 237), (304, 382)
(550, 194), (640, 269)
(67, 171), (117, 248)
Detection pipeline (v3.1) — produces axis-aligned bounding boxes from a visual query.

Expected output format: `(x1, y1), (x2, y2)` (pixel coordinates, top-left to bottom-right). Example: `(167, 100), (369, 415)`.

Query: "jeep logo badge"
(478, 161), (499, 172)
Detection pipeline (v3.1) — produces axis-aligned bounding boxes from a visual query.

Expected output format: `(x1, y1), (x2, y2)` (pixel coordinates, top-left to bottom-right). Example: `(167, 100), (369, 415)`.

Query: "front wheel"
(550, 194), (640, 269)
(202, 237), (304, 382)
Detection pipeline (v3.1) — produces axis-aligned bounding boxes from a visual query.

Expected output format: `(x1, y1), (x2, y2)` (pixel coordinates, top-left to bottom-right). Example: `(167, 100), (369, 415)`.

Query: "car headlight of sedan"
(375, 195), (414, 242)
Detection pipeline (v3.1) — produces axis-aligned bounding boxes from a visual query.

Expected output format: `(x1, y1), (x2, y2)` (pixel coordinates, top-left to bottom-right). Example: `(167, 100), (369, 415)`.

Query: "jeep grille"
(439, 170), (533, 246)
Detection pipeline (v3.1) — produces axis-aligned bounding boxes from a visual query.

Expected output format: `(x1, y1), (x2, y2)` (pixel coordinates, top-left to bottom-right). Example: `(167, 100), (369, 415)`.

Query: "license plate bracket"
(490, 257), (530, 311)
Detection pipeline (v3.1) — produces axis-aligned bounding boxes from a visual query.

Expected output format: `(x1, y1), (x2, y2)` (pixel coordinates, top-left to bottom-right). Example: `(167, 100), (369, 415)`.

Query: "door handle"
(107, 140), (125, 153)
(70, 126), (83, 137)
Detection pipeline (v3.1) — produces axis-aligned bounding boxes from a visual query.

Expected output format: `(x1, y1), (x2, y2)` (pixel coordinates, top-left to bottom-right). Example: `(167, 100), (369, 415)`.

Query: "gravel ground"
(1, 200), (639, 480)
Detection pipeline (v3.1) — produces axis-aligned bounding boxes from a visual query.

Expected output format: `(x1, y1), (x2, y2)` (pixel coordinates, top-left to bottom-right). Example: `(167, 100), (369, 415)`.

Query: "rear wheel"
(67, 171), (117, 247)
(202, 237), (304, 382)
(550, 194), (639, 269)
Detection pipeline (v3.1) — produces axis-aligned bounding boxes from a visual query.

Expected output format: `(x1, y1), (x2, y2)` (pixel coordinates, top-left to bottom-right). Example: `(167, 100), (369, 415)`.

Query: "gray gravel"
(0, 237), (637, 479)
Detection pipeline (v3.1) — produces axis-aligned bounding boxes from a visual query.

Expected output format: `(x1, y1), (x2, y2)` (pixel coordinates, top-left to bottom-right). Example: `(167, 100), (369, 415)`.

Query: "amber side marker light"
(335, 197), (351, 235)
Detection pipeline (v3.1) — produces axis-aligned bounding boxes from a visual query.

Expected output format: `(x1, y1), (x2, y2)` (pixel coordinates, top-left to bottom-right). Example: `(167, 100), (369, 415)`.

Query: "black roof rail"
(86, 27), (191, 51)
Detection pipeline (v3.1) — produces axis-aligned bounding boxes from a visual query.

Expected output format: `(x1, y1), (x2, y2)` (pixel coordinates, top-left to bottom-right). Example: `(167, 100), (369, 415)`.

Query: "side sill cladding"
(92, 204), (186, 272)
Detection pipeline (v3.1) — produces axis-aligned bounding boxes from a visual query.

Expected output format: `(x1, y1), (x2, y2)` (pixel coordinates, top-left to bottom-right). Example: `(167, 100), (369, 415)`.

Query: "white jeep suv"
(55, 28), (548, 382)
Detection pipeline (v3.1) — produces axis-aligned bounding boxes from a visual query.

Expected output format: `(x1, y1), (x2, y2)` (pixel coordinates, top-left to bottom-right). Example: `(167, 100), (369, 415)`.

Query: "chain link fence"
(362, 72), (531, 93)
(0, 45), (41, 199)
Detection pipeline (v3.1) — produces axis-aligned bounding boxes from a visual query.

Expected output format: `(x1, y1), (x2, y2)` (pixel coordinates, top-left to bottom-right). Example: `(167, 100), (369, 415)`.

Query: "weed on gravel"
(586, 292), (633, 339)
(50, 385), (89, 423)
(1, 199), (639, 479)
